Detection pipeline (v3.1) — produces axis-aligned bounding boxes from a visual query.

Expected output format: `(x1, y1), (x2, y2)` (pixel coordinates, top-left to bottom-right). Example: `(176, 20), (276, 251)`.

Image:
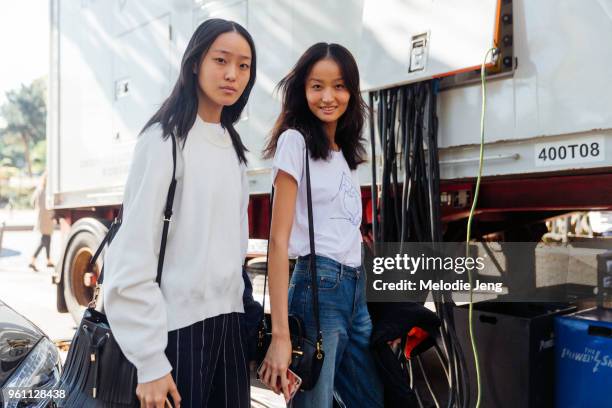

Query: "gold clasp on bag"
(257, 329), (264, 347)
(316, 341), (323, 360)
(88, 284), (101, 309)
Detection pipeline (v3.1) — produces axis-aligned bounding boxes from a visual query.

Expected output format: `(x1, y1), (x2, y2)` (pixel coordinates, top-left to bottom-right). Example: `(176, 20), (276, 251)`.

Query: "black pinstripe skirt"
(165, 313), (250, 408)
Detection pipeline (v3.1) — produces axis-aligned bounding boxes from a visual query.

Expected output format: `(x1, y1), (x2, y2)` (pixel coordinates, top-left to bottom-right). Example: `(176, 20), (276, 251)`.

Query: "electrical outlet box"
(409, 33), (428, 72)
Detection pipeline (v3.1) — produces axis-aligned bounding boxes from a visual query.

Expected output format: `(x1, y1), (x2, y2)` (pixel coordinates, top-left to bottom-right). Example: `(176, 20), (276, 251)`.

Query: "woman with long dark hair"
(258, 43), (384, 407)
(103, 19), (256, 408)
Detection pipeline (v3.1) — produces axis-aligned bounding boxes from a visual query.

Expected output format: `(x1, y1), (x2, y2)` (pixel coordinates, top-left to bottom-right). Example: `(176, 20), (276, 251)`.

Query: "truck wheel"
(56, 279), (68, 313)
(61, 218), (108, 323)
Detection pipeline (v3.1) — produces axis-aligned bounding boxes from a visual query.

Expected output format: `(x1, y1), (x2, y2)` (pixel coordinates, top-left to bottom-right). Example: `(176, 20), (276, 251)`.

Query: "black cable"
(389, 90), (401, 238)
(369, 92), (378, 243)
(369, 80), (472, 408)
(379, 90), (388, 241)
(400, 88), (411, 244)
(426, 81), (440, 242)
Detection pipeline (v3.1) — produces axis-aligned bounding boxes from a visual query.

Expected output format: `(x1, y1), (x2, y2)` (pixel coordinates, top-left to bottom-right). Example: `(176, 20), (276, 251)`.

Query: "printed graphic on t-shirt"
(330, 172), (362, 226)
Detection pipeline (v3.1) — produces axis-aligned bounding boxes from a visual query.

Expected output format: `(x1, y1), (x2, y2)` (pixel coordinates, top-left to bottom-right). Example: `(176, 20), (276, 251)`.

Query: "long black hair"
(142, 18), (256, 164)
(262, 42), (367, 169)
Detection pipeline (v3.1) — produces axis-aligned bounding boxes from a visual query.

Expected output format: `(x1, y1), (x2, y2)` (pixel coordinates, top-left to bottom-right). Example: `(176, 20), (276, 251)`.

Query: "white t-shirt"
(272, 129), (363, 267)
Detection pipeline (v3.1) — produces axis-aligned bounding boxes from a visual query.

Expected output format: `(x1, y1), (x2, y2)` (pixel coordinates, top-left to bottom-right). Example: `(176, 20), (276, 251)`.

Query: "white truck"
(48, 0), (612, 322)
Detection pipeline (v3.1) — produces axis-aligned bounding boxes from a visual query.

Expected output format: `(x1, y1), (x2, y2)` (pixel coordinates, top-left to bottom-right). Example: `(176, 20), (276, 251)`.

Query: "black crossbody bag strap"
(156, 134), (178, 284)
(91, 134), (178, 288)
(261, 141), (321, 342)
(303, 147), (321, 343)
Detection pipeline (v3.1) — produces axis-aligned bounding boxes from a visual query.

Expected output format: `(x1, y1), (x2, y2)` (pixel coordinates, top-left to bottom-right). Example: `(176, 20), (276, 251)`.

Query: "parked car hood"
(0, 300), (44, 386)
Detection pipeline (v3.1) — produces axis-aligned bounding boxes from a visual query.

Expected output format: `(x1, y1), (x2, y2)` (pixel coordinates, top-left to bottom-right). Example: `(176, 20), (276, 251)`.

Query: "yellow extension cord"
(466, 47), (498, 408)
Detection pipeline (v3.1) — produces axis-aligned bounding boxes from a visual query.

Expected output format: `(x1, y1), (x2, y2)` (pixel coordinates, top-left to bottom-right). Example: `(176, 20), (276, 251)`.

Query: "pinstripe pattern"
(165, 313), (249, 407)
(176, 331), (180, 382)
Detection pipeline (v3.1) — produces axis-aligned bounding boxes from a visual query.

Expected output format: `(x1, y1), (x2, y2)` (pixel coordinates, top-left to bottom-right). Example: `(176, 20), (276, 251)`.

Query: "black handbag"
(55, 135), (179, 407)
(242, 266), (264, 360)
(256, 142), (325, 391)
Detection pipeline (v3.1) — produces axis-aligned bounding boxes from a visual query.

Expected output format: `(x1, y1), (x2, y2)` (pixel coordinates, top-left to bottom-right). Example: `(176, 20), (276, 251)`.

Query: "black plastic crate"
(453, 302), (576, 408)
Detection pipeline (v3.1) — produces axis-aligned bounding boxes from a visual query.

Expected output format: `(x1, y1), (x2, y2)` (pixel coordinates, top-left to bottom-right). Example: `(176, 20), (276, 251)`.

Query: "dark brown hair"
(262, 42), (367, 169)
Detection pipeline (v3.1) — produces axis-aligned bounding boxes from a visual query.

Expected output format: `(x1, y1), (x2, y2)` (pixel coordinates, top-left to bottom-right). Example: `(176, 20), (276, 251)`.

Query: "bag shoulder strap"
(91, 134), (178, 288)
(303, 146), (322, 345)
(262, 137), (322, 343)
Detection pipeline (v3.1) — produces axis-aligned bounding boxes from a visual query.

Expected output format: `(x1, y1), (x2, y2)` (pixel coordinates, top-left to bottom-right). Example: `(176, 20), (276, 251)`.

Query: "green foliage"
(0, 77), (47, 176)
(0, 165), (29, 209)
(0, 78), (47, 207)
(1, 77), (46, 143)
(31, 139), (47, 174)
(0, 184), (35, 209)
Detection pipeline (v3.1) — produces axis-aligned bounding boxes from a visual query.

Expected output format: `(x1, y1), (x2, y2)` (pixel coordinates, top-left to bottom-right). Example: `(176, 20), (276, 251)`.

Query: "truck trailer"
(48, 0), (612, 329)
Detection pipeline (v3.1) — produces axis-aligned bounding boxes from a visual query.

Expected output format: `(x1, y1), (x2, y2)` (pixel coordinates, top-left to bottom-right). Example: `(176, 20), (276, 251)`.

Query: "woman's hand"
(258, 334), (293, 401)
(261, 170), (298, 402)
(136, 373), (181, 408)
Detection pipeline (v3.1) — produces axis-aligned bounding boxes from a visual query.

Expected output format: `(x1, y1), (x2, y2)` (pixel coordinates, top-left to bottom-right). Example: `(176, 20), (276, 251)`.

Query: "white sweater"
(103, 116), (248, 383)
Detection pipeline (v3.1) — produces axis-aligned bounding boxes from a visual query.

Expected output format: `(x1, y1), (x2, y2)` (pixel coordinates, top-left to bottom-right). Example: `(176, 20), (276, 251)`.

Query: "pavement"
(2, 211), (606, 407)
(0, 229), (75, 341)
(0, 227), (286, 407)
(0, 208), (39, 231)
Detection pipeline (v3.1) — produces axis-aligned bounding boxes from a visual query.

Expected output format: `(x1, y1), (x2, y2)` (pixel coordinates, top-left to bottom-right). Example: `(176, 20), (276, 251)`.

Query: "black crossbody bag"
(256, 143), (325, 391)
(55, 135), (179, 407)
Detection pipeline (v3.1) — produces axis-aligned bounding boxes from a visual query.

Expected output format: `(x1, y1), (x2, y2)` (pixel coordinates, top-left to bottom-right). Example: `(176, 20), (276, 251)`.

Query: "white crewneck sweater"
(103, 117), (248, 383)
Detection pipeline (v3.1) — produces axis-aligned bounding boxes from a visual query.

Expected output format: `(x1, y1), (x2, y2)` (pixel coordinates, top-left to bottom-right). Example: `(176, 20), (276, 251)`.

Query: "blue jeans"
(288, 255), (384, 408)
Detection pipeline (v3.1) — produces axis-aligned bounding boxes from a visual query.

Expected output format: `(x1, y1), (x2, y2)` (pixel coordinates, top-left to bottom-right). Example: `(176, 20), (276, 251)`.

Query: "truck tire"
(60, 218), (108, 323)
(56, 279), (68, 313)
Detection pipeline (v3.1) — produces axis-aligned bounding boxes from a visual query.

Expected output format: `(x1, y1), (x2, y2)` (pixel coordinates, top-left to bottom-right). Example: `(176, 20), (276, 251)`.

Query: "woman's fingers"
(136, 374), (178, 408)
(137, 390), (150, 408)
(270, 370), (281, 394)
(269, 370), (281, 394)
(141, 396), (165, 408)
(261, 352), (291, 395)
(169, 380), (181, 408)
(279, 370), (291, 402)
(263, 364), (281, 394)
(260, 363), (274, 390)
(141, 397), (160, 408)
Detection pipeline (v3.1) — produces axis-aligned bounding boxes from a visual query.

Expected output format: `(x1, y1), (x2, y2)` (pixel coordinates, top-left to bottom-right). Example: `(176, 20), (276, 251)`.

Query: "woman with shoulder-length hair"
(258, 43), (384, 407)
(103, 18), (256, 408)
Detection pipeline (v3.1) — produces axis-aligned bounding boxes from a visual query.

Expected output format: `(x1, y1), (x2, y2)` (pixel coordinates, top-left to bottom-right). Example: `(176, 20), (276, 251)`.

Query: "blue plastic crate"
(555, 307), (612, 408)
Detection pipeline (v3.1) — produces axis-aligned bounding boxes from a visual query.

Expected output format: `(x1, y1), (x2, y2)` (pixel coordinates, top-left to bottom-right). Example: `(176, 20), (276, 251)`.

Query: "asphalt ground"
(0, 228), (285, 407)
(0, 229), (75, 341)
(3, 213), (605, 407)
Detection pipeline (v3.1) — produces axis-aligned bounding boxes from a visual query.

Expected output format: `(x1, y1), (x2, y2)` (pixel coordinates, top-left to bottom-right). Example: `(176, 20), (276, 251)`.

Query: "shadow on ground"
(0, 248), (21, 257)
